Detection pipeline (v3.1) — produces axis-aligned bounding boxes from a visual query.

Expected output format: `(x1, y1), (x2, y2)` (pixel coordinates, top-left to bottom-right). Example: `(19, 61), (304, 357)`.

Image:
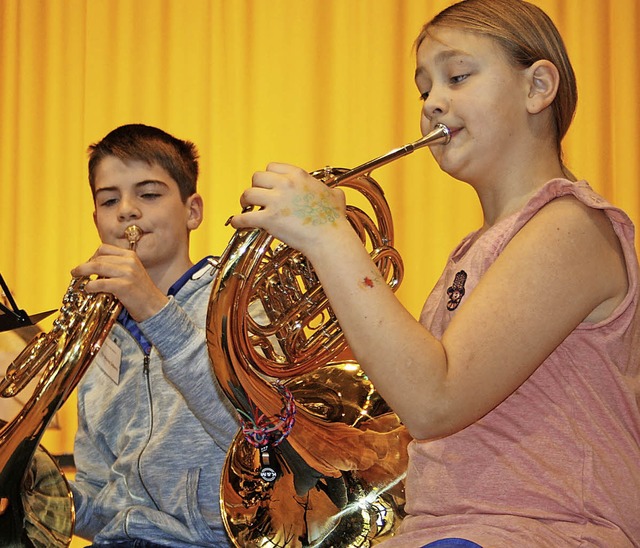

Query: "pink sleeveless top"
(384, 179), (640, 547)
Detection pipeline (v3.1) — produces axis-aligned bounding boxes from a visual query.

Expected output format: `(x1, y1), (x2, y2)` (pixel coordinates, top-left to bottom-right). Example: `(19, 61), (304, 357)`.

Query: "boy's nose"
(117, 199), (141, 221)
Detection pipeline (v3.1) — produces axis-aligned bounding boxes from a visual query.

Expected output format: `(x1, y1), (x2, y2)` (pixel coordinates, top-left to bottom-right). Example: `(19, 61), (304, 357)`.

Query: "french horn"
(207, 124), (450, 547)
(0, 225), (142, 547)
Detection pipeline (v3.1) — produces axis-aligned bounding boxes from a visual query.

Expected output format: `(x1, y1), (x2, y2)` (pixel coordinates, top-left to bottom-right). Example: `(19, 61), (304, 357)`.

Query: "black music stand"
(0, 274), (55, 333)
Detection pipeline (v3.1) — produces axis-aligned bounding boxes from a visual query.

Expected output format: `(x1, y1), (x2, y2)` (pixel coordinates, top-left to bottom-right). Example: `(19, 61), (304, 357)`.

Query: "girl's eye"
(450, 74), (469, 84)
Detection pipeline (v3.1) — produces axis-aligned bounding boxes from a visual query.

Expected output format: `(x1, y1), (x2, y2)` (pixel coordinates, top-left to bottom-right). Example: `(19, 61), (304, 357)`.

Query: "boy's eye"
(140, 192), (161, 199)
(100, 198), (118, 207)
(419, 91), (430, 102)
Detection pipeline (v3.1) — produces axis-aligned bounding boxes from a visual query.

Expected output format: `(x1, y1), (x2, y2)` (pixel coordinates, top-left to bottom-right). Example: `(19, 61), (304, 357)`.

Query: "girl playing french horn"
(231, 0), (640, 546)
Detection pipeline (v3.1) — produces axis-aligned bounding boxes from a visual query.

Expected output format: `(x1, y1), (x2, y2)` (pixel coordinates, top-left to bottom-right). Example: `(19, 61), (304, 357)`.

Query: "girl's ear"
(185, 193), (204, 230)
(525, 59), (560, 114)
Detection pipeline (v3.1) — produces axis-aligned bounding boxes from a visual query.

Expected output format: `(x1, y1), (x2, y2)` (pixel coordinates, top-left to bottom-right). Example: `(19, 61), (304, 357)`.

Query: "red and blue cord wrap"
(239, 382), (296, 448)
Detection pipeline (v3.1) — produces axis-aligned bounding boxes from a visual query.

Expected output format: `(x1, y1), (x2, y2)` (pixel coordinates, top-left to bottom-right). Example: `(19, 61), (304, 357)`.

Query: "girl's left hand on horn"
(231, 162), (350, 257)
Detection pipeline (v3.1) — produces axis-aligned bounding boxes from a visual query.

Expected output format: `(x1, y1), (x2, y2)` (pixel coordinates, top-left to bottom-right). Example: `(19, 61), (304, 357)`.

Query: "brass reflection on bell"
(220, 362), (409, 547)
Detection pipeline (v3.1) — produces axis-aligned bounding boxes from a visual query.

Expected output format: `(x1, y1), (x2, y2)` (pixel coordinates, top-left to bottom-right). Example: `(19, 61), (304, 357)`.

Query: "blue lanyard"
(118, 256), (213, 353)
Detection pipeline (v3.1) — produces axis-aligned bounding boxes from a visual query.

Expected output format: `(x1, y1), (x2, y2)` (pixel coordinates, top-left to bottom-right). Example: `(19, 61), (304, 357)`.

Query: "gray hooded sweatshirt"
(71, 257), (238, 546)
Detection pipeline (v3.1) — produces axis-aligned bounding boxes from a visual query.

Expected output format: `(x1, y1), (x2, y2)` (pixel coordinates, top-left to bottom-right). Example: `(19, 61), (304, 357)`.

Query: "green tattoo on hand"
(292, 188), (340, 225)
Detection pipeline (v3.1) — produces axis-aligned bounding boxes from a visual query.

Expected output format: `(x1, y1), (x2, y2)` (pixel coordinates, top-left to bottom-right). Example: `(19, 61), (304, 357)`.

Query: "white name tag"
(95, 336), (122, 385)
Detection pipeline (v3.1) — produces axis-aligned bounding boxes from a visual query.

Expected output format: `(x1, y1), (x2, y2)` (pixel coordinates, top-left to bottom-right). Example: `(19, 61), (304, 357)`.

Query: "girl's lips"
(430, 125), (460, 143)
(447, 127), (461, 139)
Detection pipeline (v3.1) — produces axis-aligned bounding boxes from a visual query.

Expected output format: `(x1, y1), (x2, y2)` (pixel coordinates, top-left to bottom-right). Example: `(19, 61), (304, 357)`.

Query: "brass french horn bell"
(207, 124), (450, 547)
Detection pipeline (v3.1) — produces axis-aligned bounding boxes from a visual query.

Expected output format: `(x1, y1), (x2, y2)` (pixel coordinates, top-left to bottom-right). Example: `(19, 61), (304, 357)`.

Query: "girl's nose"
(422, 85), (448, 121)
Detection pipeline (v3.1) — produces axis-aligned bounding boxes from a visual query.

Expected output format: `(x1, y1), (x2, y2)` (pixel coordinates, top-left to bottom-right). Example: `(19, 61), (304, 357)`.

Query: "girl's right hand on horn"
(231, 162), (350, 257)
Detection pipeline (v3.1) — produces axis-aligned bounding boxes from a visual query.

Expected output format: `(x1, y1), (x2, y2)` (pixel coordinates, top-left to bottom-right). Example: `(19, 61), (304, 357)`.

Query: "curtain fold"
(1, 0), (638, 456)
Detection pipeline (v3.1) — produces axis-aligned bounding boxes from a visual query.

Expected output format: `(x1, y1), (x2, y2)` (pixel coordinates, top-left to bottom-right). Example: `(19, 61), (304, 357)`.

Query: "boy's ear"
(186, 193), (204, 230)
(525, 59), (559, 114)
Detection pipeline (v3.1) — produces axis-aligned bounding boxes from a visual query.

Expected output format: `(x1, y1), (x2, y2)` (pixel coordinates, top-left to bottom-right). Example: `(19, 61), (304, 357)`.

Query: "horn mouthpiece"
(125, 225), (142, 249)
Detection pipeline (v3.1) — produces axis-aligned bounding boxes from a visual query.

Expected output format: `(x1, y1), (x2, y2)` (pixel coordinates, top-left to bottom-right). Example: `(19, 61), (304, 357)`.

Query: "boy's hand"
(71, 244), (169, 322)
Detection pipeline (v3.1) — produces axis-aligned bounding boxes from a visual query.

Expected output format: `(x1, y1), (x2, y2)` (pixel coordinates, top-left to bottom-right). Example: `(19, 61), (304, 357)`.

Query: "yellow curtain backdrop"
(1, 0), (639, 460)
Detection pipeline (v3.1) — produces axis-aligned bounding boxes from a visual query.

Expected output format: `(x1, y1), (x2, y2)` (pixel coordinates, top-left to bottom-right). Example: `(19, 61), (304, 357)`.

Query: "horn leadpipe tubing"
(331, 123), (450, 186)
(232, 124), (450, 219)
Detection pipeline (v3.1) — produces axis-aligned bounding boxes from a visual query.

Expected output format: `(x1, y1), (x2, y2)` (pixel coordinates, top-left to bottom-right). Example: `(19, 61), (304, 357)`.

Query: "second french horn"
(206, 124), (450, 547)
(0, 225), (142, 547)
